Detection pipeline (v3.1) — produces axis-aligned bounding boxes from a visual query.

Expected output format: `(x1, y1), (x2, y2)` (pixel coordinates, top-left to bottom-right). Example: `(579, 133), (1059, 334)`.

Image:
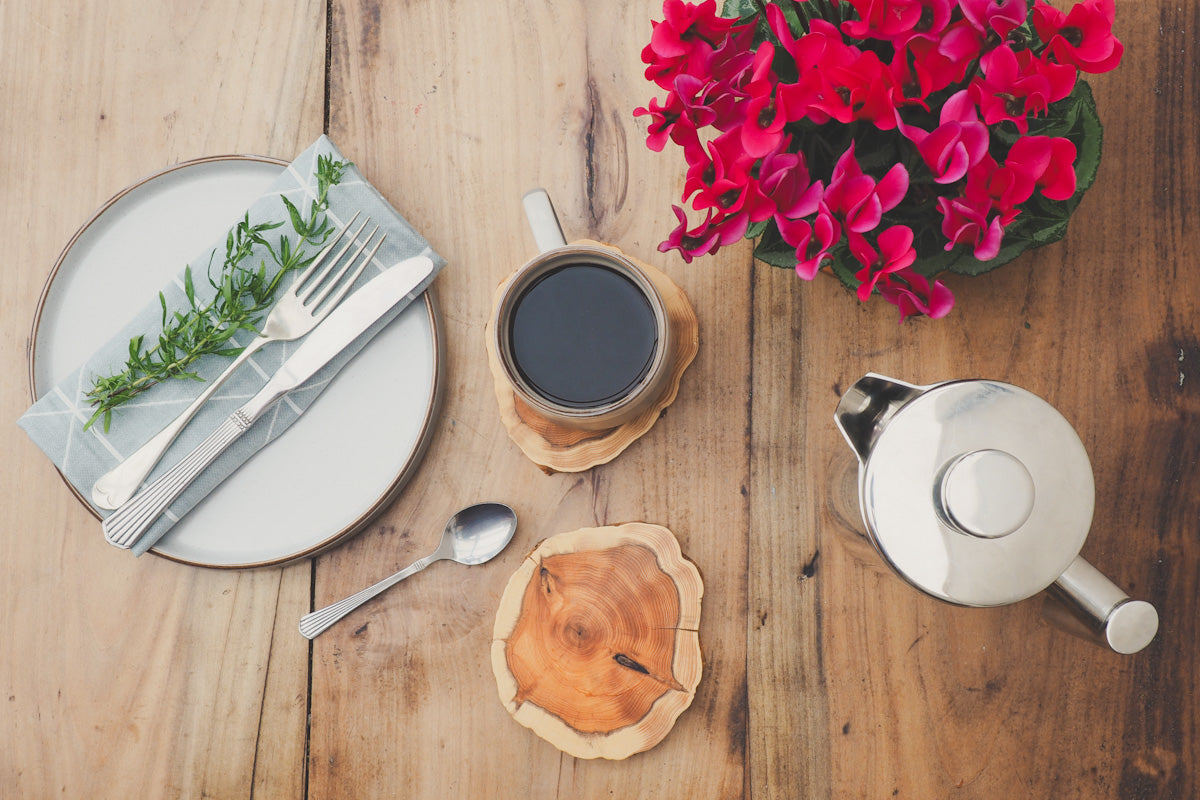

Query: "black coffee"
(508, 263), (659, 409)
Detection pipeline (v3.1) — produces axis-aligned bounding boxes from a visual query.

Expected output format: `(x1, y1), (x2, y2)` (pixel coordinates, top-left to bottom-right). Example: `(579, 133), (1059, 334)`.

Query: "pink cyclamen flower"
(647, 0), (733, 60)
(970, 46), (1077, 132)
(1006, 136), (1078, 201)
(682, 129), (756, 203)
(692, 173), (775, 226)
(740, 42), (791, 158)
(898, 90), (989, 184)
(633, 93), (682, 152)
(937, 18), (985, 66)
(766, 5), (840, 67)
(660, 204), (757, 262)
(915, 119), (990, 183)
(841, 0), (955, 48)
(962, 154), (1032, 220)
(824, 143), (910, 234)
(706, 24), (757, 90)
(784, 35), (897, 129)
(849, 225), (918, 302)
(778, 210), (842, 279)
(772, 18), (864, 126)
(878, 269), (955, 320)
(906, 0), (956, 42)
(758, 143), (824, 219)
(1032, 0), (1124, 74)
(959, 0), (1028, 39)
(889, 22), (979, 106)
(634, 75), (717, 152)
(642, 0), (752, 88)
(937, 191), (1004, 260)
(659, 206), (722, 262)
(840, 0), (923, 43)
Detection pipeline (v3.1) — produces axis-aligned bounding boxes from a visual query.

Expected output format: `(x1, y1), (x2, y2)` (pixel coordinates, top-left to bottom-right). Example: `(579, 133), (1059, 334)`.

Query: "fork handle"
(91, 335), (269, 510)
(101, 409), (256, 550)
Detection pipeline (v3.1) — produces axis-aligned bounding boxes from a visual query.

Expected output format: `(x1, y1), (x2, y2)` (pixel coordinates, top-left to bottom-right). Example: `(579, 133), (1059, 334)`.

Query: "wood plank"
(748, 258), (834, 799)
(312, 0), (749, 796)
(745, 2), (1198, 798)
(0, 1), (324, 796)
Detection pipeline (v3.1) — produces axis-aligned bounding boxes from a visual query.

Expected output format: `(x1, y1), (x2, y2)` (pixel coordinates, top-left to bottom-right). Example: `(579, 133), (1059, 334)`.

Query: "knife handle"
(102, 410), (253, 550)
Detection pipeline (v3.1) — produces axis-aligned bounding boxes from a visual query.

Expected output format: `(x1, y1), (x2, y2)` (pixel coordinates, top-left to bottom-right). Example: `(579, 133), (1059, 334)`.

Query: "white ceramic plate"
(28, 155), (443, 568)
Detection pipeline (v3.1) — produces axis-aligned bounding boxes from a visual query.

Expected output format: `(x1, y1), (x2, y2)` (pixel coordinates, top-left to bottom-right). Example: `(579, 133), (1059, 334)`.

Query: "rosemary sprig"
(84, 154), (350, 432)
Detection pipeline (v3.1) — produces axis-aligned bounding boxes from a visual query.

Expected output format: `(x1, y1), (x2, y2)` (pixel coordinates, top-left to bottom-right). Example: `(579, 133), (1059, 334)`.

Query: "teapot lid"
(859, 379), (1094, 607)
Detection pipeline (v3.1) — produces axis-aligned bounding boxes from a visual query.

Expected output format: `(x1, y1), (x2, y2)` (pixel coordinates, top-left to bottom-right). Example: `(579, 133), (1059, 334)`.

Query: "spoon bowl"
(445, 502), (520, 565)
(299, 502), (518, 639)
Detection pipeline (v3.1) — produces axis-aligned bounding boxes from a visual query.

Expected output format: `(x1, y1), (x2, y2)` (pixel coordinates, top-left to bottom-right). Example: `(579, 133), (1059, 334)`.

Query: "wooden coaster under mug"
(487, 221), (698, 472)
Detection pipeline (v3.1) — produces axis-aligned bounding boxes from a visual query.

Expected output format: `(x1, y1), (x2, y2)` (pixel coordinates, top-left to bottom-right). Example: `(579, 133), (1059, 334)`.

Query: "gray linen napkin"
(18, 135), (444, 555)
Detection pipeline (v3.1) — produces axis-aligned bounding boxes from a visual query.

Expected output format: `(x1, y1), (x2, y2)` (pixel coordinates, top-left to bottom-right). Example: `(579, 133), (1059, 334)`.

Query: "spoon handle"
(299, 554), (438, 639)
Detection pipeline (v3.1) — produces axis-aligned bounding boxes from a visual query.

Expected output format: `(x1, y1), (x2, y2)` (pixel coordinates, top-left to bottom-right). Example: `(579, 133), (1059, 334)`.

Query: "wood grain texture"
(315, 0), (748, 797)
(0, 1), (324, 797)
(491, 523), (703, 760)
(3, 0), (1197, 798)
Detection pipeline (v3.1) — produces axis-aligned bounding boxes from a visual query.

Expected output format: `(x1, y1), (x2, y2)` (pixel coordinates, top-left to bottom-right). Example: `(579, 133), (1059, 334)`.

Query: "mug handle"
(523, 189), (568, 254)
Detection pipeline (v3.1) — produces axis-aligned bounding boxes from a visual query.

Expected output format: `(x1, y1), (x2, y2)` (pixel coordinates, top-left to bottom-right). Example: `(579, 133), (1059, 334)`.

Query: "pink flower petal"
(875, 164), (910, 211)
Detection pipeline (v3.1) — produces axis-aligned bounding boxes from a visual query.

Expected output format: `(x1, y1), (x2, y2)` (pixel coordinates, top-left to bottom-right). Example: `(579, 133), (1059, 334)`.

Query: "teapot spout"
(834, 374), (927, 463)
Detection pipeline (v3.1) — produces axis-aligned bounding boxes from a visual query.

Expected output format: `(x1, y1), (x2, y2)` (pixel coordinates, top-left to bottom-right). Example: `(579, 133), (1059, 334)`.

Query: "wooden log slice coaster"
(490, 523), (703, 760)
(485, 241), (699, 473)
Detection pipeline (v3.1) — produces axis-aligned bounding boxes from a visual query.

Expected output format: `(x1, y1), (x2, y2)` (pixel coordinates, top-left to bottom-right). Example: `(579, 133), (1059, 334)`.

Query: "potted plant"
(636, 0), (1123, 320)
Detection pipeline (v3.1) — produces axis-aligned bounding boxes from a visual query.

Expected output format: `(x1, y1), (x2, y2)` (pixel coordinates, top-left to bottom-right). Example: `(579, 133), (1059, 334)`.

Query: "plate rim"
(26, 153), (444, 569)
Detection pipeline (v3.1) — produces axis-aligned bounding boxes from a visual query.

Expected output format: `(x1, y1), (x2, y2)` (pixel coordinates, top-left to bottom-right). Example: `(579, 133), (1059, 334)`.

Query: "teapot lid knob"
(938, 449), (1035, 539)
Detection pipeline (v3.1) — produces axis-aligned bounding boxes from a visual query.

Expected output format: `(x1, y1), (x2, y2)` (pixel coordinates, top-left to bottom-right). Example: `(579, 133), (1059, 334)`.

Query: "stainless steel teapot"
(834, 373), (1158, 654)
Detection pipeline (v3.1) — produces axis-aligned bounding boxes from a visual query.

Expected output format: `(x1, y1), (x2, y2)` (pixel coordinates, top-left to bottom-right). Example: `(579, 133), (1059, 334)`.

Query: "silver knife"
(102, 255), (436, 550)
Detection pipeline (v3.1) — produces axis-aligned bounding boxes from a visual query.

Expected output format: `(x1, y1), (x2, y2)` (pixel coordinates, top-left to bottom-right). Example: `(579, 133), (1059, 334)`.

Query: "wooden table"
(2, 2), (1195, 797)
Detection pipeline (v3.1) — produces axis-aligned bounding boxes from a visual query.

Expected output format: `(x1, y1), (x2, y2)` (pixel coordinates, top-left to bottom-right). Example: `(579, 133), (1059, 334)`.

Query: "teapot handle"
(1045, 556), (1158, 654)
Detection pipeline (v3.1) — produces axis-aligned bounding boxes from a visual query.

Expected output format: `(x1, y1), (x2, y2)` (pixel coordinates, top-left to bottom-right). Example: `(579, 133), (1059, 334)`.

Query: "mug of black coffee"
(490, 190), (673, 431)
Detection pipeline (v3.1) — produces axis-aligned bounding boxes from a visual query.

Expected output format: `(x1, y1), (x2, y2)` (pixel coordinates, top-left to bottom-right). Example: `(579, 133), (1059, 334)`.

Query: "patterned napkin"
(18, 135), (444, 555)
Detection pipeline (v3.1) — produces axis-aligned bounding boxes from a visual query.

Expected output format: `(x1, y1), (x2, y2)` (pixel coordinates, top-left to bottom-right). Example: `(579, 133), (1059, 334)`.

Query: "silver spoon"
(299, 502), (518, 639)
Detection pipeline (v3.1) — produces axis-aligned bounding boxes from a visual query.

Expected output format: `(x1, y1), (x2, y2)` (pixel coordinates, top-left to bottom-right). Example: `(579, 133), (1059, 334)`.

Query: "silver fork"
(90, 212), (384, 510)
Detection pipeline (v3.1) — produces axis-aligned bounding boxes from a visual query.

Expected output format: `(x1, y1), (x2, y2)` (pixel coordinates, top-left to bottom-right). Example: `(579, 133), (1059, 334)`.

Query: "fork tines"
(294, 212), (386, 312)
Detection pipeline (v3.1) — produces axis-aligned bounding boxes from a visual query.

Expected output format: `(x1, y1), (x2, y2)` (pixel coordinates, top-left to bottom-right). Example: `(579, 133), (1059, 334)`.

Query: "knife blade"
(102, 254), (436, 550)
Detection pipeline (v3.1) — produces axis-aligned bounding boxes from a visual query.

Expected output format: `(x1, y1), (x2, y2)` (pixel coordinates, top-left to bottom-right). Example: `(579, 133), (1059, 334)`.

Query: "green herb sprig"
(84, 154), (350, 432)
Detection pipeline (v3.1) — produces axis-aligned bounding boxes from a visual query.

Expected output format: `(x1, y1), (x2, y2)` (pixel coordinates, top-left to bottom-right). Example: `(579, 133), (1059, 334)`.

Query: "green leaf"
(751, 224), (799, 270)
(943, 236), (1034, 277)
(183, 266), (196, 306)
(84, 406), (112, 433)
(721, 0), (760, 23)
(281, 195), (305, 236)
(826, 254), (859, 292)
(1070, 79), (1103, 195)
(774, 1), (805, 38)
(745, 219), (770, 240)
(911, 242), (964, 277)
